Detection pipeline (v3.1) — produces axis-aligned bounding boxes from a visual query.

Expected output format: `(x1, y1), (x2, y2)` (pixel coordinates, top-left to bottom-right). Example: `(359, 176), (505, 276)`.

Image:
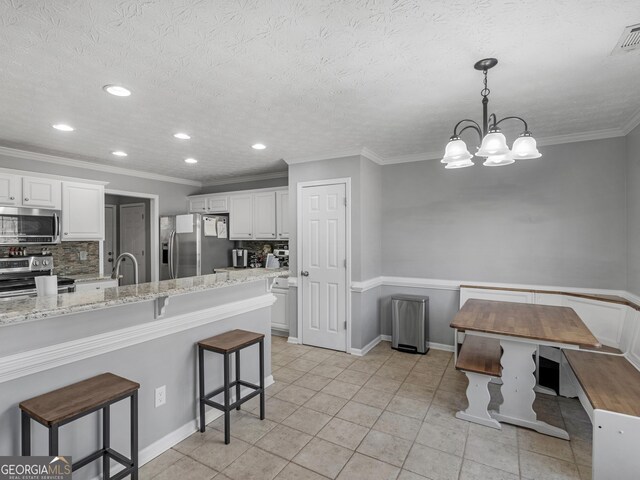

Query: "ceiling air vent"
(612, 23), (640, 54)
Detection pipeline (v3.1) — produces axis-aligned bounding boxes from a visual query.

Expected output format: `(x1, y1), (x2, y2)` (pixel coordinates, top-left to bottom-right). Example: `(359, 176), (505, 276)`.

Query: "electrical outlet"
(155, 385), (166, 408)
(78, 251), (88, 261)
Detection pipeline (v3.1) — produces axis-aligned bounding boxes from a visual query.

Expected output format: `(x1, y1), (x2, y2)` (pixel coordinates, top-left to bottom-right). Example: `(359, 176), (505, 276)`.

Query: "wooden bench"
(455, 335), (502, 429)
(562, 349), (640, 479)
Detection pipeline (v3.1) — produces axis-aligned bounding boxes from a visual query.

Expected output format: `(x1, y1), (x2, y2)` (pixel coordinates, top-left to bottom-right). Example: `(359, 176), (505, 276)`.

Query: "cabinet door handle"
(301, 271), (309, 277)
(64, 232), (68, 235)
(24, 198), (29, 201)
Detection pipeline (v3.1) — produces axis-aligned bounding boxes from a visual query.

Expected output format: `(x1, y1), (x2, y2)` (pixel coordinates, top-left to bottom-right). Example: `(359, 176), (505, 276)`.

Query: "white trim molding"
(622, 106), (640, 135)
(351, 277), (384, 292)
(351, 335), (455, 356)
(0, 294), (276, 384)
(287, 337), (299, 344)
(0, 145), (202, 187)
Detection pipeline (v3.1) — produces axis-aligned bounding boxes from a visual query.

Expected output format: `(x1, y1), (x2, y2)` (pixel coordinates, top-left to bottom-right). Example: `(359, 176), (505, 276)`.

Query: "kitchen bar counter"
(0, 268), (288, 326)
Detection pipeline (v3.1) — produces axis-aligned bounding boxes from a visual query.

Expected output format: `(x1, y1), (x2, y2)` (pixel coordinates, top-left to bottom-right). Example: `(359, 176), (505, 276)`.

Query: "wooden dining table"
(450, 299), (601, 439)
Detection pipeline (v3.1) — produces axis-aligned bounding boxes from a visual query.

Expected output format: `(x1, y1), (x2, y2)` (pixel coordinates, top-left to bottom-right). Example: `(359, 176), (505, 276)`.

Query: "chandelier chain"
(481, 70), (490, 98)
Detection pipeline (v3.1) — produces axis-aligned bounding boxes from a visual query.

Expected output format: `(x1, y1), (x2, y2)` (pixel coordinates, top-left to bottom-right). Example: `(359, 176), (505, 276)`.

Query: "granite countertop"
(71, 274), (118, 283)
(0, 268), (289, 327)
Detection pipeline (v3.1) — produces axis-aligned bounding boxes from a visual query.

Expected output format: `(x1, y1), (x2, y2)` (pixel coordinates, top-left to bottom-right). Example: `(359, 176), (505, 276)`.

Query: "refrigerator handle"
(174, 231), (180, 278)
(169, 230), (176, 279)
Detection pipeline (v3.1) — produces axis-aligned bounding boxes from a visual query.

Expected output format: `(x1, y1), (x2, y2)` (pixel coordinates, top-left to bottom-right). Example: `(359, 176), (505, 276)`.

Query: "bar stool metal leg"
(131, 391), (139, 480)
(259, 339), (265, 420)
(198, 346), (205, 433)
(49, 425), (59, 456)
(223, 353), (230, 445)
(235, 351), (241, 411)
(103, 405), (110, 480)
(21, 411), (31, 456)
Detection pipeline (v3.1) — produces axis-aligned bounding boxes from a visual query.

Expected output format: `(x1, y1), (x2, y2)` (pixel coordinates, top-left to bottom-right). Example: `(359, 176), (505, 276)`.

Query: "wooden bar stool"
(20, 372), (140, 480)
(198, 329), (265, 444)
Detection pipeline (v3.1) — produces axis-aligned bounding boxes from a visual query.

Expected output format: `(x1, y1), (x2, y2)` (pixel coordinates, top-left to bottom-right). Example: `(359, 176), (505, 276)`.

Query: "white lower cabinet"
(272, 286), (289, 332)
(61, 182), (105, 241)
(74, 278), (118, 292)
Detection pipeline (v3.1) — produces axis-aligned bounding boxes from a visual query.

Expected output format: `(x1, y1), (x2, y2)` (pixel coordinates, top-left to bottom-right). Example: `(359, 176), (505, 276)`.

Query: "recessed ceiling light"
(52, 124), (74, 132)
(103, 85), (131, 97)
(184, 158), (198, 164)
(252, 143), (266, 150)
(174, 133), (191, 140)
(112, 151), (128, 157)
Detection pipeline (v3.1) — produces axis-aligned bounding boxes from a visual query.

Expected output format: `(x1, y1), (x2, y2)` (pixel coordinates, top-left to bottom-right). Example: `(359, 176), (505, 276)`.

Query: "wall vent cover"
(612, 23), (640, 54)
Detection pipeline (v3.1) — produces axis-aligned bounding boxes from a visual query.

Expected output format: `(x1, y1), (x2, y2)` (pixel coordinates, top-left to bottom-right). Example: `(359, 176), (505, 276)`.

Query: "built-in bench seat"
(455, 335), (502, 429)
(562, 349), (640, 479)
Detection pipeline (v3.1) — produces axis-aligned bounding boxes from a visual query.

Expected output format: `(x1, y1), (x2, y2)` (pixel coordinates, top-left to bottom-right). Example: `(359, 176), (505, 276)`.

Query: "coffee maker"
(232, 249), (248, 268)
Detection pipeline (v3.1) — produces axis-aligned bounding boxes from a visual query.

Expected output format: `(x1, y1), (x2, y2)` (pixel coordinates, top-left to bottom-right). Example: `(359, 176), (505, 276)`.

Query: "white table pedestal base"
(496, 339), (569, 440)
(456, 371), (501, 430)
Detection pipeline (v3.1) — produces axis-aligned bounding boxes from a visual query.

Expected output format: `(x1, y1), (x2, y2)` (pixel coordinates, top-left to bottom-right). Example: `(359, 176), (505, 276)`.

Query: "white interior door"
(119, 203), (146, 285)
(103, 205), (117, 275)
(301, 183), (347, 351)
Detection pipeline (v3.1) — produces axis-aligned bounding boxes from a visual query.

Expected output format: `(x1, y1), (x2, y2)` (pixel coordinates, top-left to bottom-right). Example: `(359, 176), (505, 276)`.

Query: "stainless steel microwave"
(0, 207), (61, 245)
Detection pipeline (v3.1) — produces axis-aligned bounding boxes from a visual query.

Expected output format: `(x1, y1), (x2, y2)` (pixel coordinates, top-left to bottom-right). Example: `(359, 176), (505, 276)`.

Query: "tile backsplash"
(1, 242), (100, 277)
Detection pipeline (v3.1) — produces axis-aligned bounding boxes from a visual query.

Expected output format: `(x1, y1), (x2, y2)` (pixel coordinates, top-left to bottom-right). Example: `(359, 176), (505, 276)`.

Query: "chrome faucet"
(112, 252), (139, 285)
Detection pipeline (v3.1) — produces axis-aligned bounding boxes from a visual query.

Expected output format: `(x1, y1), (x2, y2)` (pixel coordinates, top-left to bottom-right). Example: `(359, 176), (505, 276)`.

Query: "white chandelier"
(441, 58), (541, 169)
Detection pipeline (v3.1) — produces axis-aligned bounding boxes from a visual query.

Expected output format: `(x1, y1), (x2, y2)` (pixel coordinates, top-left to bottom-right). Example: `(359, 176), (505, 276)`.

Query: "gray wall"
(198, 176), (288, 194)
(287, 155), (382, 349)
(381, 137), (628, 290)
(628, 124), (640, 296)
(0, 154), (199, 215)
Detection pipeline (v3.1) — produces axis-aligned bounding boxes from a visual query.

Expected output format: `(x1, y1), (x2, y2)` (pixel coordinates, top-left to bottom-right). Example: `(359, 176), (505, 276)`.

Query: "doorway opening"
(103, 190), (159, 285)
(296, 178), (351, 353)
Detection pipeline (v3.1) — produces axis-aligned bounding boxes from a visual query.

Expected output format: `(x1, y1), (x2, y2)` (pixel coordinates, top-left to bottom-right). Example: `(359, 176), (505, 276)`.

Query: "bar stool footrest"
(73, 447), (133, 473)
(203, 387), (262, 411)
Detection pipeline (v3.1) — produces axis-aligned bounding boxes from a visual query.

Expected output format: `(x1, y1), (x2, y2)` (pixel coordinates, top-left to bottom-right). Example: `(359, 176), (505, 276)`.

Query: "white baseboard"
(378, 335), (454, 353)
(287, 337), (299, 344)
(350, 335), (383, 356)
(92, 375), (274, 480)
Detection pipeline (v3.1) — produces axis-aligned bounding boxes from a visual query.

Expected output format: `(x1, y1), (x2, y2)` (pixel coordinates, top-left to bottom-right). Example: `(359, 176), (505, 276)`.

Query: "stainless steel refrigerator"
(160, 214), (234, 279)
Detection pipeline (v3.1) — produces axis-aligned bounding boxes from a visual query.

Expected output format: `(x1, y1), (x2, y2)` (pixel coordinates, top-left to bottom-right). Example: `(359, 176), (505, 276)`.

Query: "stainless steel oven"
(0, 207), (61, 245)
(0, 256), (75, 299)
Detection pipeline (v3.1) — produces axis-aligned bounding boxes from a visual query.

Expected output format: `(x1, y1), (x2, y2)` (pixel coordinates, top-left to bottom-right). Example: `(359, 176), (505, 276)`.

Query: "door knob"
(301, 271), (309, 277)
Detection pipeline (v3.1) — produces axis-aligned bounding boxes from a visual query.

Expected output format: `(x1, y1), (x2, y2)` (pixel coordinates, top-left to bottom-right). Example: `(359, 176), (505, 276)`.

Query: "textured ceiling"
(0, 0), (639, 183)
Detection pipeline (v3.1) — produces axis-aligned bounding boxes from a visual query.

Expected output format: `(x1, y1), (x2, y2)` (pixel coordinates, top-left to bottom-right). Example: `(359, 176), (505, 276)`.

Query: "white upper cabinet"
(207, 195), (229, 213)
(253, 192), (277, 239)
(61, 182), (105, 241)
(229, 194), (254, 239)
(189, 197), (208, 213)
(22, 177), (61, 209)
(0, 173), (20, 206)
(276, 190), (289, 239)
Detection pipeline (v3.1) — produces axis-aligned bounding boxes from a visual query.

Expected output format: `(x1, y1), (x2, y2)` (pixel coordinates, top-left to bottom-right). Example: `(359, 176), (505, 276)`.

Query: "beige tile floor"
(141, 336), (593, 480)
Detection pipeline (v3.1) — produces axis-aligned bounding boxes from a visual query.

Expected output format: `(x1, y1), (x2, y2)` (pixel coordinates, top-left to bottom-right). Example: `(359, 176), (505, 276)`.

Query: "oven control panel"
(0, 255), (54, 273)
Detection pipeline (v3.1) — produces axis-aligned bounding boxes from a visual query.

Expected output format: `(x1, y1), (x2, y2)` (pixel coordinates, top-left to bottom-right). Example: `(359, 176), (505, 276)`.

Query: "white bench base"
(593, 409), (640, 480)
(456, 371), (501, 430)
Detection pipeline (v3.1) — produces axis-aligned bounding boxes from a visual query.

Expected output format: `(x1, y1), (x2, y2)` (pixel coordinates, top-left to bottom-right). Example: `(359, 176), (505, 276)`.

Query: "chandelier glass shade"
(442, 58), (541, 168)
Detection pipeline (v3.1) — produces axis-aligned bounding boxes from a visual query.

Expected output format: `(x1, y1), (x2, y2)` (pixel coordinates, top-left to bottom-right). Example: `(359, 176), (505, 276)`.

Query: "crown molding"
(535, 128), (625, 147)
(383, 151), (442, 165)
(203, 170), (288, 186)
(0, 145), (202, 187)
(622, 107), (640, 136)
(284, 147), (366, 165)
(360, 147), (385, 165)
